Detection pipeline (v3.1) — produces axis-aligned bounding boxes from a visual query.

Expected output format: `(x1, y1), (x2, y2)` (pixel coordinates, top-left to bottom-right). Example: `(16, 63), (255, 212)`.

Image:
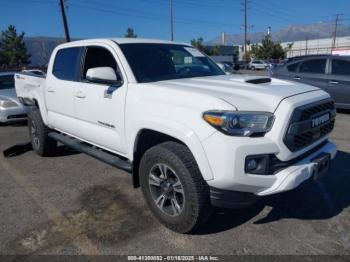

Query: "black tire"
(139, 141), (212, 233)
(28, 109), (57, 156)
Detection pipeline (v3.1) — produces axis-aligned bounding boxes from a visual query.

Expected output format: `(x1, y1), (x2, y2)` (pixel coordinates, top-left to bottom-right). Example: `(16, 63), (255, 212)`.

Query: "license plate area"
(312, 152), (331, 180)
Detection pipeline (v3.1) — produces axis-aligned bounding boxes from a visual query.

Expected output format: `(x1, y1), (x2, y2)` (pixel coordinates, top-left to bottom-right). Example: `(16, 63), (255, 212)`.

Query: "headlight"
(203, 110), (274, 137)
(0, 100), (18, 108)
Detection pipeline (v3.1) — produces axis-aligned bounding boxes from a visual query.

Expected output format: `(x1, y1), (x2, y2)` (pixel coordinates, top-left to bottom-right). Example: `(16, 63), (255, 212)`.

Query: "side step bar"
(48, 132), (132, 173)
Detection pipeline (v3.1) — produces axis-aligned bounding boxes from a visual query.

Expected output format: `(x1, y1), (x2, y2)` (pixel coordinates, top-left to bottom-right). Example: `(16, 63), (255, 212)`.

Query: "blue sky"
(1, 0), (349, 43)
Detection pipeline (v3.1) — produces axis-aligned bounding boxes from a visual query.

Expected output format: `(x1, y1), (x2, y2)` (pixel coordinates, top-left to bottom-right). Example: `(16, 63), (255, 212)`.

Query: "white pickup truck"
(15, 38), (337, 233)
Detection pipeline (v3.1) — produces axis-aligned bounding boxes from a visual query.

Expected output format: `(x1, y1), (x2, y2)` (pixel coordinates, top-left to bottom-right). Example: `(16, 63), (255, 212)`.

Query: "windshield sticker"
(184, 47), (205, 57)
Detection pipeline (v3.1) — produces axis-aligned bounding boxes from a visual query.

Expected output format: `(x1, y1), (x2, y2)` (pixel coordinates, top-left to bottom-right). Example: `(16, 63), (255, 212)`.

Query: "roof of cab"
(57, 38), (191, 48)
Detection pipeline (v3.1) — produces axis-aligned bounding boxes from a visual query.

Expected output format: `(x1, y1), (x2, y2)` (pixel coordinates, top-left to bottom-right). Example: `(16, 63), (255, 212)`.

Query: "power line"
(69, 1), (239, 28)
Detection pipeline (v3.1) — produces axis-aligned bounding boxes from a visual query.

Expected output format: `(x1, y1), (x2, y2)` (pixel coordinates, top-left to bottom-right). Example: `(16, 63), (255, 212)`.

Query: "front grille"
(284, 99), (335, 152)
(300, 101), (335, 121)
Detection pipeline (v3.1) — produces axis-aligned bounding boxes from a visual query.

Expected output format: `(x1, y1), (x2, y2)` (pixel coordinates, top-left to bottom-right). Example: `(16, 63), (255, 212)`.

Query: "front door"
(73, 45), (127, 154)
(295, 58), (329, 91)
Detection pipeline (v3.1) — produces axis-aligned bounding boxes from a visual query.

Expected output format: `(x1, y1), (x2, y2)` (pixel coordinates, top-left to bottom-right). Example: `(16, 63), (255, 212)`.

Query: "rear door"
(294, 58), (329, 90)
(46, 47), (82, 133)
(73, 44), (127, 153)
(328, 57), (350, 108)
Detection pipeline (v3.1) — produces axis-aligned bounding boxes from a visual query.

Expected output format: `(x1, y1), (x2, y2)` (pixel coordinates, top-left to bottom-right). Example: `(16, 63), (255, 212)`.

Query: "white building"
(237, 35), (350, 60)
(281, 36), (350, 58)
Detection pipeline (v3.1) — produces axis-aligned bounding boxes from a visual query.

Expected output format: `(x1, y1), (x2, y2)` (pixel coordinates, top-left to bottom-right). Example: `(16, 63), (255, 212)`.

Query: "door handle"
(329, 80), (339, 85)
(293, 76), (301, 80)
(75, 91), (86, 98)
(47, 86), (55, 93)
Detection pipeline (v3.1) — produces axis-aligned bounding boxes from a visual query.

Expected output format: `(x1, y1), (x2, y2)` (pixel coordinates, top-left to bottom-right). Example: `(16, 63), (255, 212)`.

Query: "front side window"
(299, 59), (327, 74)
(332, 59), (350, 76)
(0, 75), (14, 90)
(82, 46), (121, 81)
(53, 47), (81, 81)
(119, 43), (224, 83)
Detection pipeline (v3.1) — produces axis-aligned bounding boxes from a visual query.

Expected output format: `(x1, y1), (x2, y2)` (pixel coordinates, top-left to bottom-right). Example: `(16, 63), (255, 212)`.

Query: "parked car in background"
(235, 60), (250, 70)
(271, 55), (350, 109)
(0, 72), (30, 123)
(249, 60), (269, 70)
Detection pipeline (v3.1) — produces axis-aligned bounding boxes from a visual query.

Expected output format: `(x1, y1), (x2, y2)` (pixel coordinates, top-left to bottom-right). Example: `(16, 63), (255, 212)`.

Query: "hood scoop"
(245, 77), (271, 84)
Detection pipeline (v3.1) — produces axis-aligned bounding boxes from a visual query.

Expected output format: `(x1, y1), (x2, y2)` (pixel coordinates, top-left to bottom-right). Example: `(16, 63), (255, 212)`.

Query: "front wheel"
(139, 142), (212, 233)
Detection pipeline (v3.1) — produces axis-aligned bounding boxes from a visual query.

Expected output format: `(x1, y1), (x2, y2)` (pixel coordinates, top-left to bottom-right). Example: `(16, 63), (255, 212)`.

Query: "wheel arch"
(130, 127), (214, 188)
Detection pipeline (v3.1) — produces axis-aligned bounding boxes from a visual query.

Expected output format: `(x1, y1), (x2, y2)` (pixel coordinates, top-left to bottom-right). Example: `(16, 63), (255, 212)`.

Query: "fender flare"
(127, 117), (214, 181)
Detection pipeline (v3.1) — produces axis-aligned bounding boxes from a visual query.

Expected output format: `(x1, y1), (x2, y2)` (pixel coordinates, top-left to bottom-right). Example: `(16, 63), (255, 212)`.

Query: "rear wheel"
(139, 141), (212, 233)
(28, 109), (57, 156)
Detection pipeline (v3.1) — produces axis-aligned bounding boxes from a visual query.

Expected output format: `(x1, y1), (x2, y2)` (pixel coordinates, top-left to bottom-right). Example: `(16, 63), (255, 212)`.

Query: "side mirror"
(86, 67), (121, 85)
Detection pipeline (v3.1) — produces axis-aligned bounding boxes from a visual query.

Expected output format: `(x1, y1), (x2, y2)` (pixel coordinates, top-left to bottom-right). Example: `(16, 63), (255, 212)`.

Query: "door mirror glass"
(86, 67), (119, 85)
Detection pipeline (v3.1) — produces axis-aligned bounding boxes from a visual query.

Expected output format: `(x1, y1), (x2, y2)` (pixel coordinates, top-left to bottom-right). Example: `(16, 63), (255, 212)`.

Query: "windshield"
(0, 74), (15, 90)
(119, 43), (225, 83)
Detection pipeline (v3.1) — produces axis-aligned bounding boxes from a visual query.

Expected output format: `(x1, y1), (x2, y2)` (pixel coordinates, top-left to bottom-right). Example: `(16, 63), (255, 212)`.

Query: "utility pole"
(169, 0), (174, 41)
(332, 14), (342, 50)
(243, 0), (248, 61)
(59, 0), (70, 42)
(305, 36), (308, 55)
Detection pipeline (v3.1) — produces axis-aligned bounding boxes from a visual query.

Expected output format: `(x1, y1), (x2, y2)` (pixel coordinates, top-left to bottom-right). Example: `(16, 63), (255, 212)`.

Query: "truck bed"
(15, 72), (46, 105)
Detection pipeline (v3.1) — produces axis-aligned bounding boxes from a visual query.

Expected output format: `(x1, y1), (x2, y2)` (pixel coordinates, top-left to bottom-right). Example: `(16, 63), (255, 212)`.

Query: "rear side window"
(332, 59), (350, 75)
(53, 47), (81, 81)
(299, 59), (326, 74)
(0, 75), (14, 89)
(287, 62), (300, 72)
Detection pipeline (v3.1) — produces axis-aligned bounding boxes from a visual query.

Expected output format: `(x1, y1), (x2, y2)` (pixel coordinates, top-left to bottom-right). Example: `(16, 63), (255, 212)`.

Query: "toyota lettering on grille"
(312, 113), (330, 128)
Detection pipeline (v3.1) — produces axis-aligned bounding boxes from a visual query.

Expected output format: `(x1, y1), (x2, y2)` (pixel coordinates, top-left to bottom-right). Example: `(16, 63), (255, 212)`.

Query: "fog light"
(246, 159), (258, 171)
(245, 155), (271, 175)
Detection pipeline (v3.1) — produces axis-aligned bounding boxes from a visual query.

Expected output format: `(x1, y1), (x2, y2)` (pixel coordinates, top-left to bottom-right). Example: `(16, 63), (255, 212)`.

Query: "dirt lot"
(0, 112), (349, 258)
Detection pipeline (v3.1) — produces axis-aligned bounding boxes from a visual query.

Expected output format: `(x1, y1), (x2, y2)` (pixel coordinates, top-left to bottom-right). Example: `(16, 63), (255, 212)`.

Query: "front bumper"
(0, 105), (30, 123)
(205, 138), (336, 208)
(202, 129), (336, 195)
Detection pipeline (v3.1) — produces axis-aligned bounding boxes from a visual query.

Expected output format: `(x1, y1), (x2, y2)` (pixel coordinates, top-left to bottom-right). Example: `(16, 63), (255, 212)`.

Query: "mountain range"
(207, 23), (350, 45)
(24, 23), (350, 65)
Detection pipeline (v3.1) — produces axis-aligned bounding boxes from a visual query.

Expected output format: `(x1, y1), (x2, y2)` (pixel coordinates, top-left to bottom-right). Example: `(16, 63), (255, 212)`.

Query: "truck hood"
(151, 75), (320, 112)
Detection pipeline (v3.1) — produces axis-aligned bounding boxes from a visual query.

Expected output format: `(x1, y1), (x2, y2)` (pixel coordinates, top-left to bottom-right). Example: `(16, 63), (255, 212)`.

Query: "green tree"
(0, 25), (30, 67)
(249, 34), (287, 60)
(190, 37), (212, 55)
(125, 27), (137, 38)
(211, 45), (220, 56)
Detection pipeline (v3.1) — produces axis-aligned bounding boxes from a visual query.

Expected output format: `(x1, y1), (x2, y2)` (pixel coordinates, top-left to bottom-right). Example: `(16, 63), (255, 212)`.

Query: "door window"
(82, 46), (121, 81)
(332, 59), (350, 75)
(52, 47), (81, 81)
(299, 59), (326, 74)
